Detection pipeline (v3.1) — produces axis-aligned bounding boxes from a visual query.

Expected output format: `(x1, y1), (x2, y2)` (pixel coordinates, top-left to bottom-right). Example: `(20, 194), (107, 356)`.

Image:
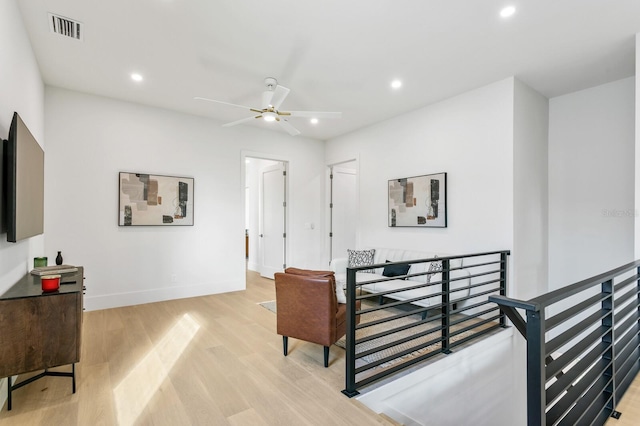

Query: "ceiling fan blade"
(281, 111), (342, 119)
(270, 85), (291, 110)
(277, 118), (300, 136)
(222, 115), (261, 127)
(194, 96), (259, 112)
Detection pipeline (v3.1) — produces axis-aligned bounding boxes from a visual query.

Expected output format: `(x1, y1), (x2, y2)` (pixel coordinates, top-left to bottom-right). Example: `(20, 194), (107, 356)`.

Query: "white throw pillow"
(335, 279), (347, 304)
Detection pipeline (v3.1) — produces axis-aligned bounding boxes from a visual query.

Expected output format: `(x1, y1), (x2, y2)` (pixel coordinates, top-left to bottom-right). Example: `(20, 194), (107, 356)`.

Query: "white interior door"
(259, 162), (286, 279)
(330, 164), (357, 261)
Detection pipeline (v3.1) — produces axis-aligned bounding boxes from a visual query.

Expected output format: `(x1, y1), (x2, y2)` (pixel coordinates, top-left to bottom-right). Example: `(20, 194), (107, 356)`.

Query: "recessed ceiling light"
(131, 73), (143, 82)
(500, 6), (516, 18)
(310, 118), (319, 124)
(391, 80), (402, 89)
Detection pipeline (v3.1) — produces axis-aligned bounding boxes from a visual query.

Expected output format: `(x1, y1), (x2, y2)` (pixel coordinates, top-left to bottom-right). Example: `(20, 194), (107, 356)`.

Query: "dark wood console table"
(0, 267), (84, 410)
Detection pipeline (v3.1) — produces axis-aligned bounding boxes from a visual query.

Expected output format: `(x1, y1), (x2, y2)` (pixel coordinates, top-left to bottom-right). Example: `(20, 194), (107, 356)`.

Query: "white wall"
(326, 78), (515, 256)
(0, 0), (45, 295)
(513, 80), (549, 300)
(0, 0), (46, 409)
(44, 87), (327, 310)
(549, 77), (635, 289)
(636, 34), (640, 259)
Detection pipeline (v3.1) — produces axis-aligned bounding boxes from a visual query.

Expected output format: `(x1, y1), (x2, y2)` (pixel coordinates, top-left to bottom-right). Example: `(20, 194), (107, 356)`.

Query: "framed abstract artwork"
(388, 172), (447, 228)
(118, 172), (194, 226)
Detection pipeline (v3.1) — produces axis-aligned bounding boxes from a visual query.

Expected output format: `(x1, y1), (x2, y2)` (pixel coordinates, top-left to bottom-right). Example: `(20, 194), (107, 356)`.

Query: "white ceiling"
(17, 0), (640, 140)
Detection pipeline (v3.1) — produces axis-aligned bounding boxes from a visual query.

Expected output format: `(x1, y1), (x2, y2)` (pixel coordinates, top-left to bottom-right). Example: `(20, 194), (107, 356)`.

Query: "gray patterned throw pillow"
(347, 249), (376, 273)
(426, 256), (443, 283)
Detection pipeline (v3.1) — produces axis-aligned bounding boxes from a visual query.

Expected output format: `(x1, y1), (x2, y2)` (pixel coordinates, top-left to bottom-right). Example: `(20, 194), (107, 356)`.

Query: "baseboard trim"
(84, 280), (244, 311)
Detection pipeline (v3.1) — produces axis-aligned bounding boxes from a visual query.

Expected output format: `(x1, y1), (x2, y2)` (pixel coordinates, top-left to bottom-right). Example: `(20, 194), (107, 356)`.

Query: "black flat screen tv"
(2, 112), (44, 242)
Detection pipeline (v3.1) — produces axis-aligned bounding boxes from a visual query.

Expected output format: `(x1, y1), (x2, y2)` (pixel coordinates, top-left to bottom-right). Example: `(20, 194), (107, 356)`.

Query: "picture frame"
(118, 172), (194, 226)
(388, 172), (447, 228)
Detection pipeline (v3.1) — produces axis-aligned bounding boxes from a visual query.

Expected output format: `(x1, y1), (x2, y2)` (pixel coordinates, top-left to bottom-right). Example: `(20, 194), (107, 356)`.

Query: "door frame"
(259, 162), (287, 278)
(242, 151), (290, 282)
(326, 157), (359, 266)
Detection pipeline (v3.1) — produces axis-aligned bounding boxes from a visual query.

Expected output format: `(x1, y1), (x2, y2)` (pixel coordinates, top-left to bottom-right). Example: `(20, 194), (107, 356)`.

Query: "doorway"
(328, 160), (357, 263)
(245, 156), (288, 279)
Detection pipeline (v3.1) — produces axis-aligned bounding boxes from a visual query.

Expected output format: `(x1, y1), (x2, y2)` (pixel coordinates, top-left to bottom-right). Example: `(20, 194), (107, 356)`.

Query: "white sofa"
(330, 248), (471, 308)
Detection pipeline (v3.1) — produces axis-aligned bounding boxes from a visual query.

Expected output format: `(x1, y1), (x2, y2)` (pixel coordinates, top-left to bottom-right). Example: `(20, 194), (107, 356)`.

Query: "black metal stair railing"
(342, 250), (511, 397)
(490, 259), (640, 425)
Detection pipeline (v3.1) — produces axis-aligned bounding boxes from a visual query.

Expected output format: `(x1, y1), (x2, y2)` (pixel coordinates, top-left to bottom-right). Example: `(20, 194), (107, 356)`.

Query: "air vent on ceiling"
(48, 13), (83, 41)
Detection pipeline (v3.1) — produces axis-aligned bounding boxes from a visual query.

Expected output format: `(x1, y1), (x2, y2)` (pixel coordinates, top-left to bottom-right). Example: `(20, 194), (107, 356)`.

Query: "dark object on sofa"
(275, 267), (359, 367)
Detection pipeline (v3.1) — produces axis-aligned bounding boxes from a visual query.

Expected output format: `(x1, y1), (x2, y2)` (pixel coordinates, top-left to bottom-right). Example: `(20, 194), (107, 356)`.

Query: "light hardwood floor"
(0, 270), (398, 426)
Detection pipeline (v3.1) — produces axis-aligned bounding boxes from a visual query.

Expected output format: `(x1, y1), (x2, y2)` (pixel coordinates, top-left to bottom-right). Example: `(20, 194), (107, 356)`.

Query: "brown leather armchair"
(275, 267), (358, 367)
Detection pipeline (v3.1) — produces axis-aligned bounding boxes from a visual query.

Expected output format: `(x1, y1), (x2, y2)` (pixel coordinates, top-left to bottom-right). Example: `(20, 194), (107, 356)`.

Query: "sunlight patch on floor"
(113, 313), (200, 426)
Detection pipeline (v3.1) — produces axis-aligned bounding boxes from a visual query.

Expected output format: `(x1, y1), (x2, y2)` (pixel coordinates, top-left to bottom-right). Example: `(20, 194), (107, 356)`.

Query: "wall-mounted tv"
(2, 112), (44, 242)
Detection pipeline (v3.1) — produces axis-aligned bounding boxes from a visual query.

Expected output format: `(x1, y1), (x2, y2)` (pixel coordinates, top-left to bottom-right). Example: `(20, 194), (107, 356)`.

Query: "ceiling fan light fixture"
(263, 111), (277, 122)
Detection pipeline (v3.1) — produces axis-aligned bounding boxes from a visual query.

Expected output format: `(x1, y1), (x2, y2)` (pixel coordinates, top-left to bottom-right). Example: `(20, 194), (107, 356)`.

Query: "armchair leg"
(283, 336), (288, 356)
(324, 346), (329, 368)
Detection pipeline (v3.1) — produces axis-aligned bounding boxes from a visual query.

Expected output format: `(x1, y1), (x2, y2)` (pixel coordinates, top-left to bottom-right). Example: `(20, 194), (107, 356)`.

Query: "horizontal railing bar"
(546, 293), (609, 330)
(590, 404), (617, 426)
(546, 310), (607, 356)
(357, 293), (436, 312)
(613, 285), (640, 307)
(453, 299), (497, 314)
(614, 318), (639, 352)
(616, 335), (640, 374)
(355, 324), (444, 359)
(347, 250), (511, 274)
(547, 371), (611, 425)
(356, 302), (426, 321)
(557, 386), (613, 426)
(615, 313), (640, 339)
(354, 336), (443, 372)
(449, 308), (498, 328)
(615, 350), (640, 396)
(546, 345), (608, 404)
(549, 376), (613, 426)
(458, 259), (502, 270)
(489, 295), (539, 312)
(449, 288), (502, 306)
(459, 269), (504, 284)
(358, 281), (444, 300)
(616, 361), (640, 402)
(449, 323), (502, 349)
(465, 277), (502, 290)
(614, 300), (639, 324)
(356, 317), (441, 346)
(450, 315), (501, 338)
(356, 310), (442, 332)
(546, 326), (610, 380)
(353, 345), (443, 389)
(546, 356), (611, 423)
(613, 273), (640, 293)
(529, 259), (640, 310)
(455, 306), (499, 322)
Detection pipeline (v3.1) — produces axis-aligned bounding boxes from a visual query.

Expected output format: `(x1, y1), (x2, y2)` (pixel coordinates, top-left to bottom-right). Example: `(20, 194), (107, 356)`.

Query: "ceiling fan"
(195, 77), (341, 136)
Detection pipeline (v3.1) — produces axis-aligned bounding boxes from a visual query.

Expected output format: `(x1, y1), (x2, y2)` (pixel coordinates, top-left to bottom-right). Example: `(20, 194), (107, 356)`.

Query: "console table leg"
(72, 364), (76, 393)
